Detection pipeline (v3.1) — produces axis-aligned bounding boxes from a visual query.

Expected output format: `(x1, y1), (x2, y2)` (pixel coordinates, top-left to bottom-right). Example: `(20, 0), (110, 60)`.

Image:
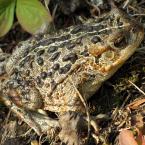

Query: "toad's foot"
(59, 111), (86, 145)
(1, 94), (60, 136)
(58, 112), (108, 145)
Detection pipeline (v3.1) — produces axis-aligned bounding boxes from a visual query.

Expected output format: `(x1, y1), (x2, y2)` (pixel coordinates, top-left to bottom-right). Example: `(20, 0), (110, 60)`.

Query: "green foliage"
(0, 0), (52, 37)
(0, 0), (15, 37)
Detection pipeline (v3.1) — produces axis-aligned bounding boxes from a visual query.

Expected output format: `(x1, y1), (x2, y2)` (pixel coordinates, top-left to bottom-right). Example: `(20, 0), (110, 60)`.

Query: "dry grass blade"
(128, 80), (145, 96)
(69, 78), (91, 143)
(44, 0), (50, 10)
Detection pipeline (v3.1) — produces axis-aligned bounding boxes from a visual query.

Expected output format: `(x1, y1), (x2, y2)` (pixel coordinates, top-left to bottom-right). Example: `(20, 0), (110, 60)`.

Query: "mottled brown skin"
(0, 6), (144, 145)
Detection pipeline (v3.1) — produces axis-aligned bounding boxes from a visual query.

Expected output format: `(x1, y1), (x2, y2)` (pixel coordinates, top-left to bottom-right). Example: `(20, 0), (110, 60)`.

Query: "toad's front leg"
(1, 92), (60, 135)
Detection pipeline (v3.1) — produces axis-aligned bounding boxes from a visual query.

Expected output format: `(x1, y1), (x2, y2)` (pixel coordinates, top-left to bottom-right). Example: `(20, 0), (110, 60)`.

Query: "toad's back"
(5, 8), (144, 113)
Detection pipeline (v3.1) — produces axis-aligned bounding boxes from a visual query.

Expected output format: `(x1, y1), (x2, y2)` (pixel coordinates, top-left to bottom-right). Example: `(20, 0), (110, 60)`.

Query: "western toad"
(0, 5), (144, 145)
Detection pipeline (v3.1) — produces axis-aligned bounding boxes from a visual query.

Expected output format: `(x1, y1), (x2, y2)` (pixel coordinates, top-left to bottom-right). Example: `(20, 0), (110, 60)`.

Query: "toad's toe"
(59, 111), (86, 145)
(59, 129), (80, 145)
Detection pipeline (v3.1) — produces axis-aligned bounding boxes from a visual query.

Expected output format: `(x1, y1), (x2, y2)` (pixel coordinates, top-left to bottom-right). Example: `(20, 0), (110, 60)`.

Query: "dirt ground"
(0, 0), (144, 145)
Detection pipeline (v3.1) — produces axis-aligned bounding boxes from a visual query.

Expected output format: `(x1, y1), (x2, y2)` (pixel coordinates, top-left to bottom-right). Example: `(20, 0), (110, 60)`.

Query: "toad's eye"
(112, 31), (130, 50)
(114, 35), (127, 49)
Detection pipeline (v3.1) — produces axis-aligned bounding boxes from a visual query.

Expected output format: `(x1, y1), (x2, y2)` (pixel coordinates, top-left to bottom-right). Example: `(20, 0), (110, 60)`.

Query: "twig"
(69, 78), (91, 143)
(131, 14), (145, 16)
(128, 80), (145, 96)
(123, 0), (131, 9)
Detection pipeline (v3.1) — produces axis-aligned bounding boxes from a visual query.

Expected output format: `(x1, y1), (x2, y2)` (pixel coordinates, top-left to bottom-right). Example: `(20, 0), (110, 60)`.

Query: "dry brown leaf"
(119, 129), (138, 145)
(127, 98), (145, 110)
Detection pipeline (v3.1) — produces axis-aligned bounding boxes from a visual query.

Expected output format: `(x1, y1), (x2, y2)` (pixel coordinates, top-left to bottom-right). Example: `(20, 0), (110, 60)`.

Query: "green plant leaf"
(16, 0), (52, 35)
(0, 0), (16, 37)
